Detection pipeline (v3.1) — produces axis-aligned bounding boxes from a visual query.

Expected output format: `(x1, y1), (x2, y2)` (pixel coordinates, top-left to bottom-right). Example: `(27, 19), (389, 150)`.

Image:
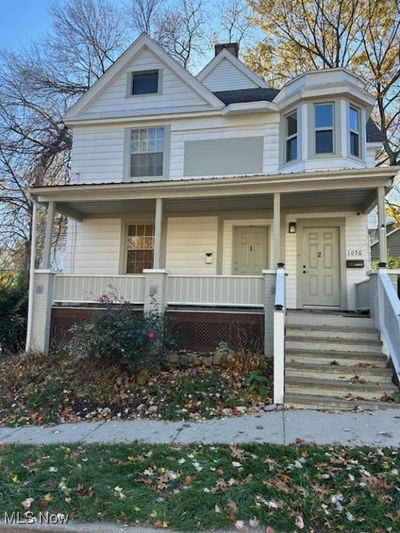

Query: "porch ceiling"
(50, 187), (378, 219)
(30, 167), (396, 220)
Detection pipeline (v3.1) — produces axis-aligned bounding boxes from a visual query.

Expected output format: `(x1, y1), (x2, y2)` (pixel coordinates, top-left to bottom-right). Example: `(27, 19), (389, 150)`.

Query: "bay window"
(285, 110), (298, 162)
(315, 103), (334, 154)
(349, 105), (360, 157)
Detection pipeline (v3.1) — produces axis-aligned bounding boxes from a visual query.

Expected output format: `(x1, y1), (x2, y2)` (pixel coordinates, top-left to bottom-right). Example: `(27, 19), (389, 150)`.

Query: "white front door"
(233, 226), (268, 275)
(300, 227), (341, 307)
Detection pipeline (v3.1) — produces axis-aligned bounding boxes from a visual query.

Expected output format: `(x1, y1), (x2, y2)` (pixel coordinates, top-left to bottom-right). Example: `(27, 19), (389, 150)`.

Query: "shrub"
(66, 304), (176, 372)
(0, 271), (28, 355)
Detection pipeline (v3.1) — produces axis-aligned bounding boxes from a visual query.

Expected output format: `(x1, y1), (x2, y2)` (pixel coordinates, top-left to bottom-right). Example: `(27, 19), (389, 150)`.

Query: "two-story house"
(28, 34), (399, 409)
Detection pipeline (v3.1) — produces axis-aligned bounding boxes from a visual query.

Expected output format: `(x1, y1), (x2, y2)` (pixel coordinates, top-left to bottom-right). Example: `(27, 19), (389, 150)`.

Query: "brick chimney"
(214, 42), (239, 58)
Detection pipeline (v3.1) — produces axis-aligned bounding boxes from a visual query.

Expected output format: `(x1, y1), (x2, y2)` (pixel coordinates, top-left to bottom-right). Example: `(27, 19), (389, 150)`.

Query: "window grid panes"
(131, 70), (158, 95)
(349, 106), (360, 157)
(127, 224), (155, 273)
(285, 110), (298, 162)
(315, 103), (334, 154)
(130, 127), (164, 177)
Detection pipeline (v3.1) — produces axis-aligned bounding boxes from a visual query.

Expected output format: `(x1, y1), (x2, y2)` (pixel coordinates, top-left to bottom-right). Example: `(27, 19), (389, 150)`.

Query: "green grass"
(0, 442), (399, 531)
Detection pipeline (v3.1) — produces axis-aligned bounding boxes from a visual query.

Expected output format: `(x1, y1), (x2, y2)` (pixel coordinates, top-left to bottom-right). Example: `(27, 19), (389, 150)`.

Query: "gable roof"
(197, 48), (269, 89)
(64, 33), (223, 122)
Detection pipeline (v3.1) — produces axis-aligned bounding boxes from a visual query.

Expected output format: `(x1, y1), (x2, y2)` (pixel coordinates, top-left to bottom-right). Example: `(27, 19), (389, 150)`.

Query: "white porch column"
(40, 201), (55, 269)
(377, 186), (387, 267)
(153, 198), (163, 269)
(25, 201), (37, 353)
(273, 192), (281, 267)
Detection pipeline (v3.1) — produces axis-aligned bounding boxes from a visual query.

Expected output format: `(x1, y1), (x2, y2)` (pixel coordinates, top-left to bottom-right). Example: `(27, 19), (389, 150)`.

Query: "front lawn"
(0, 442), (399, 531)
(0, 351), (272, 426)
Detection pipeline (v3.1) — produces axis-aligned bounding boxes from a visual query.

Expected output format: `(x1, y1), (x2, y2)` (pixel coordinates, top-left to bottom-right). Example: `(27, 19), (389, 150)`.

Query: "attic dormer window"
(131, 70), (159, 95)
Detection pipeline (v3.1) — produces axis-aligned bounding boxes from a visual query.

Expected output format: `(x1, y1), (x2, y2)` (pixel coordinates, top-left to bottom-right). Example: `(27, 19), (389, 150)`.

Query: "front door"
(233, 226), (268, 275)
(300, 227), (341, 307)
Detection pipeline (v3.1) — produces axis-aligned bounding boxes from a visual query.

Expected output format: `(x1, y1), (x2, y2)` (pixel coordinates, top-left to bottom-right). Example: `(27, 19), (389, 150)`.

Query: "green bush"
(0, 272), (28, 355)
(66, 304), (176, 372)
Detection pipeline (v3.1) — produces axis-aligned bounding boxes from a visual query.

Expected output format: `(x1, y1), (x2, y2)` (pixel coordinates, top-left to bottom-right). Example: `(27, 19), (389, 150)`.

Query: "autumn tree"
(245, 0), (400, 165)
(0, 0), (128, 271)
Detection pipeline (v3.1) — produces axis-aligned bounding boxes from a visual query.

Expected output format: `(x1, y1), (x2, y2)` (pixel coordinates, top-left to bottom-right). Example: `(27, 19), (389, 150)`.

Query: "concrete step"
(286, 312), (374, 329)
(286, 376), (398, 400)
(286, 349), (388, 367)
(286, 335), (382, 354)
(286, 325), (379, 341)
(286, 361), (393, 382)
(285, 392), (399, 411)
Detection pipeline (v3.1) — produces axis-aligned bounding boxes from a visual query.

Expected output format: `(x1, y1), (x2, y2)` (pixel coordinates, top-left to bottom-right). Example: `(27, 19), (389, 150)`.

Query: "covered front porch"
(27, 168), (394, 370)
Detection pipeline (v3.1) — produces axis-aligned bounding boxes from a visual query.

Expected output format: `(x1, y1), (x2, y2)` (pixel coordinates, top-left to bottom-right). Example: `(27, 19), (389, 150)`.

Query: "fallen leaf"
(295, 515), (304, 530)
(235, 520), (248, 531)
(21, 498), (33, 509)
(249, 517), (260, 528)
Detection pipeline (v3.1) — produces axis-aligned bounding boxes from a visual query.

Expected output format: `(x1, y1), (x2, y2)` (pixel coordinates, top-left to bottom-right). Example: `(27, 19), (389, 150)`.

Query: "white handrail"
(273, 265), (286, 404)
(377, 270), (400, 381)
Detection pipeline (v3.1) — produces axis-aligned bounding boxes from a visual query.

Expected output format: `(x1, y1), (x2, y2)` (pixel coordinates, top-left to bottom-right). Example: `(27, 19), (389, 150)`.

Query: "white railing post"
(143, 269), (168, 313)
(273, 263), (286, 405)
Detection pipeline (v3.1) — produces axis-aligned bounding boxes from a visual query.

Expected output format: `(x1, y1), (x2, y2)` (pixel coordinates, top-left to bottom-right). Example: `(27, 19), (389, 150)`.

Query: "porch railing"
(53, 273), (266, 307)
(54, 274), (146, 304)
(377, 271), (400, 381)
(166, 275), (264, 306)
(273, 265), (286, 404)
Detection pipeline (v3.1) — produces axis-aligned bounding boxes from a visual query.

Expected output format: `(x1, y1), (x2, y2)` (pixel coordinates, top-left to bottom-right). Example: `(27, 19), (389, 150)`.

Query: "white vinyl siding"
(165, 216), (218, 274)
(201, 57), (259, 91)
(71, 116), (280, 184)
(65, 219), (121, 274)
(285, 212), (369, 310)
(84, 48), (207, 116)
(71, 126), (124, 183)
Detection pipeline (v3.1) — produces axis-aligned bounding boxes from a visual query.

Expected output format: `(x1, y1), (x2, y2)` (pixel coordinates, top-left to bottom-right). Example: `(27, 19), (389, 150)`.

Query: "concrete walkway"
(1, 407), (400, 447)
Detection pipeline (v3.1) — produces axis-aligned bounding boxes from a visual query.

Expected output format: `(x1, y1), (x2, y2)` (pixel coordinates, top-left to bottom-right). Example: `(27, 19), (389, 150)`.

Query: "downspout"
(25, 196), (38, 353)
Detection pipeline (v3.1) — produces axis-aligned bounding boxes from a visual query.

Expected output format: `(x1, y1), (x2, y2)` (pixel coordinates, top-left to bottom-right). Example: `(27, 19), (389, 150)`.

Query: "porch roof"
(30, 167), (397, 220)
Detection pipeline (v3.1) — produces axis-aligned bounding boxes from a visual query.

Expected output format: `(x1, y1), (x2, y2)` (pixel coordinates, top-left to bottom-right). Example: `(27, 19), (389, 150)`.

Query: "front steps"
(285, 311), (399, 411)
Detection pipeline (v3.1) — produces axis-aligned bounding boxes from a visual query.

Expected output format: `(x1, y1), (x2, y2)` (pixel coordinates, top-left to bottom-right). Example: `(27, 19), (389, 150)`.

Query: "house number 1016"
(347, 249), (362, 256)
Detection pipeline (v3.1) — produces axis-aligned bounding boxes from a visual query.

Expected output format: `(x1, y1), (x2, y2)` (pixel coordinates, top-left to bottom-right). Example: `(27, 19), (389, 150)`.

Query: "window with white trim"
(127, 224), (155, 273)
(349, 105), (360, 157)
(285, 109), (298, 162)
(315, 103), (334, 154)
(130, 127), (164, 178)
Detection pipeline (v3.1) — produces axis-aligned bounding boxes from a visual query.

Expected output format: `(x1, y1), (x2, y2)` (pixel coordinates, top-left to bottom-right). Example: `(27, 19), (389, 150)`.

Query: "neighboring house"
(371, 223), (400, 261)
(28, 34), (400, 409)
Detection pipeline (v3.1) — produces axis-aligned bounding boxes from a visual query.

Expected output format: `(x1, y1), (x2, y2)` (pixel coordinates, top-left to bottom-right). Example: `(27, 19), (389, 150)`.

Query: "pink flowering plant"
(96, 293), (113, 304)
(67, 303), (177, 372)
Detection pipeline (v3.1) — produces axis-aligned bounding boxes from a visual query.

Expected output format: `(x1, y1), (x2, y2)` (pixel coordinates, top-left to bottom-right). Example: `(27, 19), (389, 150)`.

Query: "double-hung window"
(349, 105), (360, 157)
(285, 110), (298, 162)
(127, 224), (155, 273)
(315, 103), (334, 154)
(130, 127), (164, 178)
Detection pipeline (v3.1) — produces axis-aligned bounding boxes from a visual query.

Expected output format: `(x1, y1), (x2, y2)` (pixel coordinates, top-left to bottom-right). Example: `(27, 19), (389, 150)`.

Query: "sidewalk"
(1, 407), (400, 447)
